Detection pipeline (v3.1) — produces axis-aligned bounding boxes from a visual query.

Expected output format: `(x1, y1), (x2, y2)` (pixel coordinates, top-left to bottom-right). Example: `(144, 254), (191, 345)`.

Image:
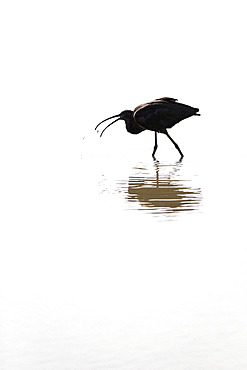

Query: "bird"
(95, 97), (200, 158)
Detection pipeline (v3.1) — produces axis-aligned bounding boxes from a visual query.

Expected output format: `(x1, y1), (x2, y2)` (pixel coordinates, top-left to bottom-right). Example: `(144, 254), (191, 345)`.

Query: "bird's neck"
(124, 117), (145, 135)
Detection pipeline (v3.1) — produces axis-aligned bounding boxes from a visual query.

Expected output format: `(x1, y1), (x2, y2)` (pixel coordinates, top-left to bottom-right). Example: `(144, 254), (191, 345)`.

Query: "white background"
(1, 1), (247, 369)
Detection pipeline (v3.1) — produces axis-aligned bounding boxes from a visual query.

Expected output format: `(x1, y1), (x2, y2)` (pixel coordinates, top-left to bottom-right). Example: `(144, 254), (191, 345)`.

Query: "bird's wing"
(134, 98), (198, 132)
(133, 97), (177, 115)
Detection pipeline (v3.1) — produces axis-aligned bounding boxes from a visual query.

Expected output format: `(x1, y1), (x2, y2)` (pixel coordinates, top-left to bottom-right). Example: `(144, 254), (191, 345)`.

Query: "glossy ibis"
(95, 97), (200, 158)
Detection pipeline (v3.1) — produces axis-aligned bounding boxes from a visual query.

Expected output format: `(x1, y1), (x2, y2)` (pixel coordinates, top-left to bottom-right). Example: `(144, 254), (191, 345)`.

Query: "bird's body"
(95, 97), (200, 158)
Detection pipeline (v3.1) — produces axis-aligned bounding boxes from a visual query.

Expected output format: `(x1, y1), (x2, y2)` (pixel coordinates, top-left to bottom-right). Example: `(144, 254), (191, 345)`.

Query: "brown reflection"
(127, 161), (202, 215)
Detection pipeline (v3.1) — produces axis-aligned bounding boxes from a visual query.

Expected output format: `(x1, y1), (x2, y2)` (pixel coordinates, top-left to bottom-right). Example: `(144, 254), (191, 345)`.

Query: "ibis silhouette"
(95, 97), (200, 158)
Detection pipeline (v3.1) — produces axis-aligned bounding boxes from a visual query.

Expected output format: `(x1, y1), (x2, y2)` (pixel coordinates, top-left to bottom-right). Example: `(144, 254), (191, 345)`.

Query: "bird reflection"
(127, 161), (202, 216)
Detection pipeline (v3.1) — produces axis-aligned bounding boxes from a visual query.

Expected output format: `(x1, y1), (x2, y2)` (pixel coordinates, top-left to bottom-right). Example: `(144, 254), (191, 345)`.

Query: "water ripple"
(125, 161), (202, 219)
(98, 159), (202, 220)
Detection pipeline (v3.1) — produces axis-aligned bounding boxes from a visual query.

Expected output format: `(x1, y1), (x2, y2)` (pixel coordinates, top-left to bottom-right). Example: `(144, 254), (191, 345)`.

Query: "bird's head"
(95, 110), (134, 137)
(119, 110), (133, 120)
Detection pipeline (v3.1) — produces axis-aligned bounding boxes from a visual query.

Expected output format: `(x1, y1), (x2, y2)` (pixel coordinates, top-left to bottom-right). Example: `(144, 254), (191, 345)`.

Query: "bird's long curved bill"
(95, 114), (120, 131)
(99, 117), (121, 137)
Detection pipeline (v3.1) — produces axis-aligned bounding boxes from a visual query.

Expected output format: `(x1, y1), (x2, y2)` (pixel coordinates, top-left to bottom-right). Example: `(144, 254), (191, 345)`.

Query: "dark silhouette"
(95, 97), (200, 158)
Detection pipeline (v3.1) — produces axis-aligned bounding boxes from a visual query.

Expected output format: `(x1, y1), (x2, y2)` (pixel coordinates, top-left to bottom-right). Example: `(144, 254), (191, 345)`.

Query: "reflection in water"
(126, 160), (202, 218)
(98, 159), (202, 220)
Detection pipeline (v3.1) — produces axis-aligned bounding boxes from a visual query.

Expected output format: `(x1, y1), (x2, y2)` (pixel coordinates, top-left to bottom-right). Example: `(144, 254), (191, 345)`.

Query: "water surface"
(97, 157), (202, 220)
(1, 135), (247, 370)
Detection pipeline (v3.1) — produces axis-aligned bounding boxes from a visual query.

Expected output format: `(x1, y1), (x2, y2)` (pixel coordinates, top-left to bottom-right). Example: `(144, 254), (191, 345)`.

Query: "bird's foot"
(178, 155), (184, 162)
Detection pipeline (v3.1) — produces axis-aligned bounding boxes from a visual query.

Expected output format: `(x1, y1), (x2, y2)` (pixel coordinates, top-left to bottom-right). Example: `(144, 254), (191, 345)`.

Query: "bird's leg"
(152, 131), (158, 158)
(164, 129), (184, 158)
